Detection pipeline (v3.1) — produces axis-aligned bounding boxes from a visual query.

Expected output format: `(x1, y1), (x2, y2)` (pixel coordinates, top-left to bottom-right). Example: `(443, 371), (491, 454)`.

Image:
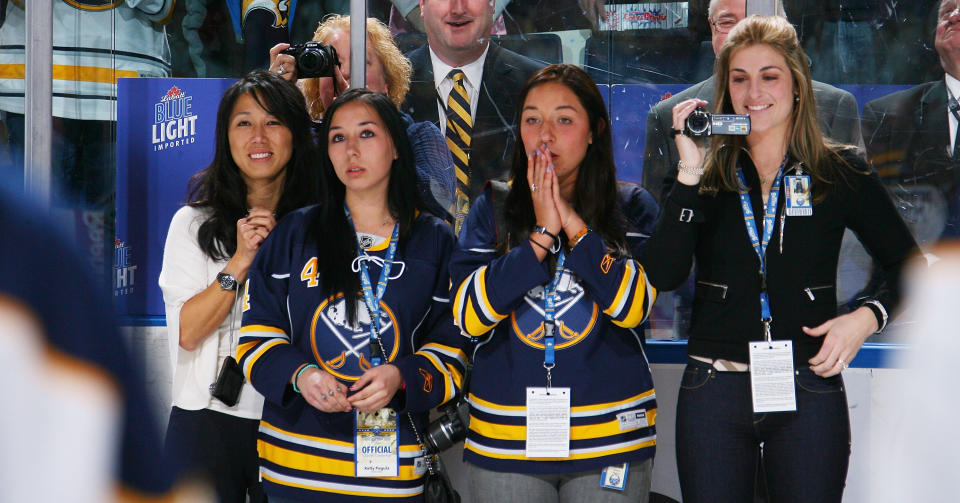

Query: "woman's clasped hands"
(526, 144), (587, 249)
(296, 364), (404, 414)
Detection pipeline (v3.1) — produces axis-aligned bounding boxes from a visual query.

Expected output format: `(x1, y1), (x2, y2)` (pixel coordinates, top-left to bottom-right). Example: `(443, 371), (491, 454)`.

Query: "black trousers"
(166, 407), (267, 503)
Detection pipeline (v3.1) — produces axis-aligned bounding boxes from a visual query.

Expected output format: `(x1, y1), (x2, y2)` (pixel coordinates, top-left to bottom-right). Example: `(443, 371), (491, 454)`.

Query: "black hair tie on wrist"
(528, 237), (551, 253)
(669, 128), (684, 138)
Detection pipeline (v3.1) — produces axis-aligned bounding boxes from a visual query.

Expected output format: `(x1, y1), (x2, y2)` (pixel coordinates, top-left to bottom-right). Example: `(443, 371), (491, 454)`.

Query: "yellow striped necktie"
(445, 69), (472, 234)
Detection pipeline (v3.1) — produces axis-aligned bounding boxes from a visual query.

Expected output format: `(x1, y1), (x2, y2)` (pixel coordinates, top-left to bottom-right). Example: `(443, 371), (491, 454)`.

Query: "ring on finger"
(321, 395), (327, 401)
(531, 183), (538, 192)
(838, 357), (847, 370)
(328, 390), (335, 396)
(277, 64), (285, 74)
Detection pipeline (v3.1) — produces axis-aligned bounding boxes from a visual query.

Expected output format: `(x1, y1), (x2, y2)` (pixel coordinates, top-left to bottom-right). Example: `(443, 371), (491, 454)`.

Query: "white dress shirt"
(946, 73), (960, 155)
(430, 44), (489, 136)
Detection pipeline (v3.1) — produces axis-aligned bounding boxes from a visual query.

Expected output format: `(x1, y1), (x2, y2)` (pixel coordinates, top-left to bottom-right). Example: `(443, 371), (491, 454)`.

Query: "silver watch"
(217, 271), (238, 291)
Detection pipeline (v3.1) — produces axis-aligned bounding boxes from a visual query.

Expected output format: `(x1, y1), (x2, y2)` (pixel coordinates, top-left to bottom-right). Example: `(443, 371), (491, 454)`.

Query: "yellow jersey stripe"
(469, 389), (655, 416)
(475, 267), (506, 321)
(236, 340), (259, 361)
(240, 324), (288, 335)
(418, 351), (454, 404)
(604, 260), (635, 318)
(468, 412), (656, 441)
(464, 436), (656, 461)
(419, 343), (468, 365)
(258, 441), (422, 481)
(261, 468), (423, 498)
(243, 339), (288, 379)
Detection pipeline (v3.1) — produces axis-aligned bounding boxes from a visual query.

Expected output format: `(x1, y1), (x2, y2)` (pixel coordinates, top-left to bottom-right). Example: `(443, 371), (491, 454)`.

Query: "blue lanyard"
(735, 159), (786, 342)
(345, 205), (399, 367)
(542, 252), (566, 387)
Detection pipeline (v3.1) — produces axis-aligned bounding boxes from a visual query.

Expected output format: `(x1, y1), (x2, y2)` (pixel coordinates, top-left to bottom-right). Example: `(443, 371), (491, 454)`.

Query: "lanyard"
(542, 252), (566, 388)
(735, 159), (786, 343)
(345, 205), (400, 367)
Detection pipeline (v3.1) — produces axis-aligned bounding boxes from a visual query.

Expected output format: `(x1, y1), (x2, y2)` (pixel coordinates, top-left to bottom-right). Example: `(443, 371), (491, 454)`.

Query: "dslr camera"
(423, 400), (470, 454)
(281, 41), (340, 79)
(684, 107), (751, 137)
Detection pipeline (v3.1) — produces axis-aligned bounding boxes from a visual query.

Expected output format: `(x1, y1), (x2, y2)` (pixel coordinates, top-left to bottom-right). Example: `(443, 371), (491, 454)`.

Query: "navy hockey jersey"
(239, 205), (466, 501)
(451, 182), (660, 474)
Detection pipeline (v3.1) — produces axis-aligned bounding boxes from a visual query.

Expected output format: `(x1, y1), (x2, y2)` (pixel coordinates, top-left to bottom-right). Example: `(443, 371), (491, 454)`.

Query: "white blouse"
(159, 205), (264, 419)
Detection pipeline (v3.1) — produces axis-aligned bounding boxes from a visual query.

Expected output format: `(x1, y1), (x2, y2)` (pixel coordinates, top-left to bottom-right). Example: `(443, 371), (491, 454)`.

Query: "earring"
(794, 94), (799, 103)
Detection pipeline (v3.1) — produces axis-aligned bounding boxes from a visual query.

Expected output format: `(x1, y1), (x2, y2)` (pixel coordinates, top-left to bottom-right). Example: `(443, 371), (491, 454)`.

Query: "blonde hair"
(300, 15), (412, 119)
(701, 14), (853, 200)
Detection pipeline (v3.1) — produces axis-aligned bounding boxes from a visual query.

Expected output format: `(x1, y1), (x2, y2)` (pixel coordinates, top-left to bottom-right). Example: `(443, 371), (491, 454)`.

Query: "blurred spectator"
(0, 186), (191, 502)
(862, 0), (960, 244)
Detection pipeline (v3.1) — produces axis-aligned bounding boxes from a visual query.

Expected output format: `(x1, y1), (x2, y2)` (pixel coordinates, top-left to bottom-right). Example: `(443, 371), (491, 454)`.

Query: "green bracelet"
(292, 363), (319, 394)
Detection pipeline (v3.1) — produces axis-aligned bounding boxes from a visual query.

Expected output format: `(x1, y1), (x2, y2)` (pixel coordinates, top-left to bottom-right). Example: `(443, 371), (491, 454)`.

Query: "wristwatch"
(217, 270), (238, 291)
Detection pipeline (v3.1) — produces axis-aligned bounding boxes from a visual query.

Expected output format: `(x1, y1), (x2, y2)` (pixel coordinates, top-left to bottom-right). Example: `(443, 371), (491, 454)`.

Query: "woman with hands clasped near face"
(451, 64), (660, 503)
(159, 70), (321, 502)
(643, 15), (919, 503)
(238, 89), (466, 502)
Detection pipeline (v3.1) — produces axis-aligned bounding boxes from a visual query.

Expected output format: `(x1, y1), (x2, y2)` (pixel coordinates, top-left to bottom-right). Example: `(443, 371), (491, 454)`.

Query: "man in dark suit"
(401, 0), (542, 227)
(862, 0), (960, 243)
(642, 0), (865, 203)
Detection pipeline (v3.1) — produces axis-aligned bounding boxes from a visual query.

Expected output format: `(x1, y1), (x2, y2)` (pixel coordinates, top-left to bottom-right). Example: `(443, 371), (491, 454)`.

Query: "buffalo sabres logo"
(512, 269), (597, 350)
(311, 293), (400, 380)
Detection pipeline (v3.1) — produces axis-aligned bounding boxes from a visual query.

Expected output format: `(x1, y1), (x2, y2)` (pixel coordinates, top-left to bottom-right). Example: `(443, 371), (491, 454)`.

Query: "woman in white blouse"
(158, 70), (321, 502)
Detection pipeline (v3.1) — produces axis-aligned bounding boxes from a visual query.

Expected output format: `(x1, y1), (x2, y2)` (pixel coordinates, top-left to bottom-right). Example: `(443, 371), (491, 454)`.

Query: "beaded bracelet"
(677, 159), (705, 177)
(292, 363), (319, 394)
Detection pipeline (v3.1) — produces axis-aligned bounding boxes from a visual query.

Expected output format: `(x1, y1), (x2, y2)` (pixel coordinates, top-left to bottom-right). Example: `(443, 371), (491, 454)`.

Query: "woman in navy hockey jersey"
(238, 89), (466, 502)
(450, 64), (660, 502)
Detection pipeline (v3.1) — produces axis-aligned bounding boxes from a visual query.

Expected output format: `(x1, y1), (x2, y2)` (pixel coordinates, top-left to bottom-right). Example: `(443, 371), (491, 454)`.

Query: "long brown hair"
(503, 64), (629, 257)
(701, 15), (856, 201)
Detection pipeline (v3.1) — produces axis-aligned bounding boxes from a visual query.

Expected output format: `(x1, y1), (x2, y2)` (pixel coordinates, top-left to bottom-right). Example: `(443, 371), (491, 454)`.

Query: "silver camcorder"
(684, 107), (751, 137)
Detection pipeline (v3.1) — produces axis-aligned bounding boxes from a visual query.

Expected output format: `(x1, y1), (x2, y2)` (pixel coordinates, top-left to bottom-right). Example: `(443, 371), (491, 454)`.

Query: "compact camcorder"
(281, 41), (340, 79)
(684, 107), (751, 137)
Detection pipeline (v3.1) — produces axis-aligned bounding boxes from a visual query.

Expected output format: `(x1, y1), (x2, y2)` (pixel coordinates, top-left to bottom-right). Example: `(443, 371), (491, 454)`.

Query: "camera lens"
(299, 48), (332, 77)
(685, 108), (710, 136)
(423, 402), (469, 453)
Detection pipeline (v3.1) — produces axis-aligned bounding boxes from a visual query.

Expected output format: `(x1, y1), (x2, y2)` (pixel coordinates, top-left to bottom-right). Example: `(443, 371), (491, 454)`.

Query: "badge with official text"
(748, 341), (797, 413)
(600, 462), (629, 490)
(525, 387), (571, 458)
(355, 408), (399, 477)
(784, 175), (812, 216)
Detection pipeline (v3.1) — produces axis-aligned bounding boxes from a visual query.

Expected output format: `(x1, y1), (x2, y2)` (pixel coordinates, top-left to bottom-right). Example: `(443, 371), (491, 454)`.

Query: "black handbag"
(209, 355), (244, 406)
(209, 287), (245, 407)
(422, 452), (461, 503)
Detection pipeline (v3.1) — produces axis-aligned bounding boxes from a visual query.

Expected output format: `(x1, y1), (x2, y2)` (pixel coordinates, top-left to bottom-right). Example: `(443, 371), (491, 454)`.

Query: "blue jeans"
(676, 358), (850, 503)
